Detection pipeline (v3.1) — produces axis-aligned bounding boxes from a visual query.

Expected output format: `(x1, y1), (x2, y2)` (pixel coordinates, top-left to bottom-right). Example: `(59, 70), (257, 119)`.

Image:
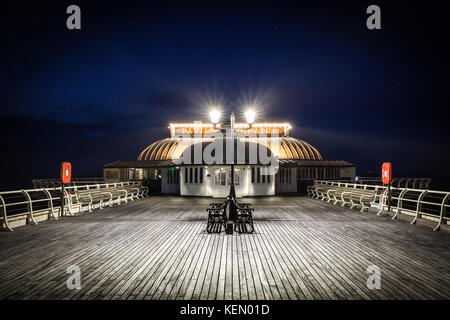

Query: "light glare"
(209, 109), (221, 124)
(245, 109), (256, 124)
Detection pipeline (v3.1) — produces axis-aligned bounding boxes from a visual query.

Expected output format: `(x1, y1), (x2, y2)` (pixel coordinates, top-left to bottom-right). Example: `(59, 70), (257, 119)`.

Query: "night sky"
(1, 1), (449, 190)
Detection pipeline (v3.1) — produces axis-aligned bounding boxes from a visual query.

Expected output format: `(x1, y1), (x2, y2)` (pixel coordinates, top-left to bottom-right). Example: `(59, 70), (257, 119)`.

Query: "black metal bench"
(206, 199), (254, 234)
(206, 201), (227, 233)
(234, 201), (254, 233)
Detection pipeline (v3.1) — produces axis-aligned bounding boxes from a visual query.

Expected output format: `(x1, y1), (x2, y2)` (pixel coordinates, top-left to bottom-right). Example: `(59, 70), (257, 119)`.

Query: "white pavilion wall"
(161, 168), (180, 194)
(275, 168), (297, 194)
(339, 167), (356, 180)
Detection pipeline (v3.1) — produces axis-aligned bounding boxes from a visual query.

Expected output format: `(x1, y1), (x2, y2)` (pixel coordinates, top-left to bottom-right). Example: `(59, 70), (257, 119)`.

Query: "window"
(257, 167), (261, 183)
(189, 167), (193, 183)
(200, 168), (203, 183)
(185, 168), (188, 183)
(194, 167), (198, 183)
(262, 173), (266, 183)
(235, 169), (240, 186)
(267, 174), (271, 183)
(221, 170), (226, 186)
(215, 169), (220, 184)
(251, 167), (255, 183)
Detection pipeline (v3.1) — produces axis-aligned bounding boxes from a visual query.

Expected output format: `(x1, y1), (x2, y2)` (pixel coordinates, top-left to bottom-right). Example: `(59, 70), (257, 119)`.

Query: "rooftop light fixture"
(244, 108), (256, 126)
(209, 109), (221, 125)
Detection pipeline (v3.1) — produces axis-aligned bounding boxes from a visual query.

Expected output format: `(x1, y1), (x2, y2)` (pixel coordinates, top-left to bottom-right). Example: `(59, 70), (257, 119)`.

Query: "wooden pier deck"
(0, 196), (449, 300)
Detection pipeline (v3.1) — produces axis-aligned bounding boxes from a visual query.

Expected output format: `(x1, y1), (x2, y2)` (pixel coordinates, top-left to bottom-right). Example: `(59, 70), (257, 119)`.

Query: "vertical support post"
(0, 195), (13, 232)
(22, 190), (38, 225)
(434, 194), (450, 232)
(387, 183), (391, 213)
(60, 184), (65, 217)
(377, 187), (386, 215)
(44, 189), (58, 220)
(393, 188), (408, 220)
(226, 164), (236, 235)
(411, 190), (427, 225)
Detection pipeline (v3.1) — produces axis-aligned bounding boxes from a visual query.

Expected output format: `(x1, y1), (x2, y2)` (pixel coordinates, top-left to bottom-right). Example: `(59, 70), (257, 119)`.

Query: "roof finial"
(231, 112), (235, 131)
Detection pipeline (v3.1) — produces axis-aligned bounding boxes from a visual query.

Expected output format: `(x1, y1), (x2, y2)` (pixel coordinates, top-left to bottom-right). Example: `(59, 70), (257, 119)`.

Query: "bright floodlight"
(245, 109), (256, 124)
(209, 109), (221, 124)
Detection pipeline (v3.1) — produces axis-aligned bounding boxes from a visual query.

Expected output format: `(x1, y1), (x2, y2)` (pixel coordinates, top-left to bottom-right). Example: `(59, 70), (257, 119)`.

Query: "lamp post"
(208, 108), (257, 233)
(220, 111), (256, 234)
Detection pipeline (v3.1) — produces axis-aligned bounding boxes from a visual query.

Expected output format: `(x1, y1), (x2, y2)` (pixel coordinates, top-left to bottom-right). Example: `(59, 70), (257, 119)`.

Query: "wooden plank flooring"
(0, 196), (449, 300)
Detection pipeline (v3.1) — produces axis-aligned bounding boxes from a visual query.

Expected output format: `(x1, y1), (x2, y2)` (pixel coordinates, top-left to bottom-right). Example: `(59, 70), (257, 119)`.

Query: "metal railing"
(309, 180), (450, 232)
(0, 182), (148, 232)
(32, 178), (106, 189)
(355, 177), (431, 189)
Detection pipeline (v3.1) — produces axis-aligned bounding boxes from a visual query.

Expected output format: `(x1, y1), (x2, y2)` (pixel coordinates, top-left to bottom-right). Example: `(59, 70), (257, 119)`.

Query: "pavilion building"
(104, 120), (355, 197)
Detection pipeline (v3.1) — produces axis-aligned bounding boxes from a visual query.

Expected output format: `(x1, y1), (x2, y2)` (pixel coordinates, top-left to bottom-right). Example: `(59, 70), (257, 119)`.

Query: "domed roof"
(278, 137), (322, 160)
(138, 137), (322, 161)
(138, 138), (179, 161)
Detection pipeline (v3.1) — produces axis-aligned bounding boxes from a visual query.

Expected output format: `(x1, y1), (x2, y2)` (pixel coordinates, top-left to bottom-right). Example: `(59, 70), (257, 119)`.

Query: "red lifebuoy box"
(382, 162), (392, 185)
(60, 162), (72, 184)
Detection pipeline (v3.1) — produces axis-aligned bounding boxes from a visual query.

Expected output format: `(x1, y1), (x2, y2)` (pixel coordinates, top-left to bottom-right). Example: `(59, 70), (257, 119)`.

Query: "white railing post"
(377, 189), (386, 215)
(434, 194), (450, 232)
(64, 189), (75, 216)
(411, 190), (428, 225)
(43, 189), (58, 220)
(87, 194), (93, 212)
(393, 188), (408, 220)
(22, 190), (38, 225)
(0, 195), (13, 232)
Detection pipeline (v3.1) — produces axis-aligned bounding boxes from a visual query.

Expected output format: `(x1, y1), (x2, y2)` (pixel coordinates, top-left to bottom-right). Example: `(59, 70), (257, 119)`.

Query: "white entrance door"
(234, 168), (242, 198)
(213, 167), (242, 198)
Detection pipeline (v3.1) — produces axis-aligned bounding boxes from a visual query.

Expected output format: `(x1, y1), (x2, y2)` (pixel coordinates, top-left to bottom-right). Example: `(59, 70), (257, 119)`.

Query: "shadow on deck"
(0, 196), (449, 300)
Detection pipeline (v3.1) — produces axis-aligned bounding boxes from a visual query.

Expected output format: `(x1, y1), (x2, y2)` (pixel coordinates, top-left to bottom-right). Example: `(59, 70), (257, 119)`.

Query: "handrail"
(32, 178), (106, 189)
(354, 177), (432, 189)
(311, 180), (450, 232)
(43, 189), (58, 220)
(0, 195), (13, 231)
(411, 190), (428, 225)
(0, 181), (146, 231)
(436, 194), (450, 231)
(22, 190), (38, 226)
(392, 188), (408, 220)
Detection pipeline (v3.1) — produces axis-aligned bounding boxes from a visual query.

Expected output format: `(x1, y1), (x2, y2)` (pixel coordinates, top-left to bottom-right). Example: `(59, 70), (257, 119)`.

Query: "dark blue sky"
(1, 1), (449, 189)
